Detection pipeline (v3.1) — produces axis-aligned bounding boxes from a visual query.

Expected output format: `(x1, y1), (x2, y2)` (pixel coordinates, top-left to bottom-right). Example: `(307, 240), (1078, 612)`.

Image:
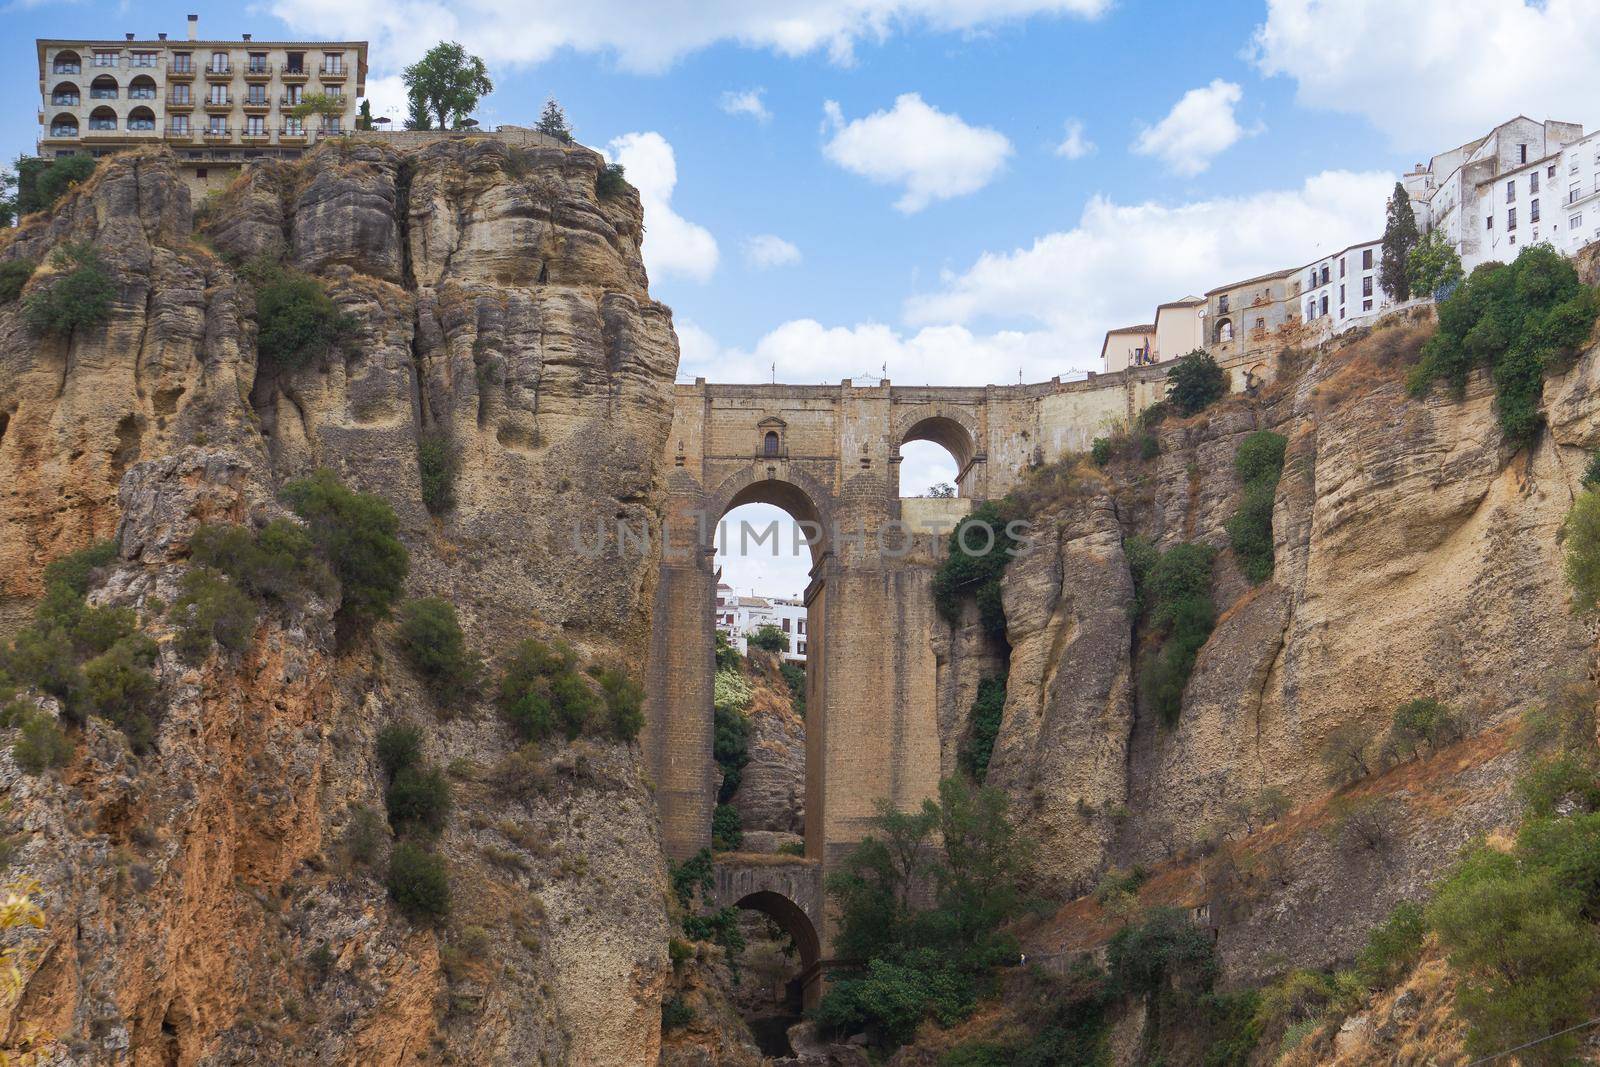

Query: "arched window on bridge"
(763, 430), (779, 457)
(897, 415), (977, 499)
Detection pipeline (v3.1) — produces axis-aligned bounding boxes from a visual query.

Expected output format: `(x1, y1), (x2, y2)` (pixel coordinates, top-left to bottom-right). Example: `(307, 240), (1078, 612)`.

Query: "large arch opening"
(730, 889), (822, 1053)
(897, 414), (978, 498)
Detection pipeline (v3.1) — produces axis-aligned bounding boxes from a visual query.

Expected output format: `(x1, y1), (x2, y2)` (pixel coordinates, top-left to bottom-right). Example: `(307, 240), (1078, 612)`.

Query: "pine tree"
(1380, 182), (1419, 303)
(357, 99), (374, 131)
(537, 99), (572, 144)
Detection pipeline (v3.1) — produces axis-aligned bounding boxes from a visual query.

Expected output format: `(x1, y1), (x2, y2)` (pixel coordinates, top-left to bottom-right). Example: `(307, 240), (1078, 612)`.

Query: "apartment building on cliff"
(715, 583), (807, 662)
(37, 15), (366, 196)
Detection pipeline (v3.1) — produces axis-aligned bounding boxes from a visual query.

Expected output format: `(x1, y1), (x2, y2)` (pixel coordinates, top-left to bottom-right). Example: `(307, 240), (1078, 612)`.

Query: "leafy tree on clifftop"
(1380, 182), (1419, 303)
(536, 99), (573, 143)
(403, 42), (492, 132)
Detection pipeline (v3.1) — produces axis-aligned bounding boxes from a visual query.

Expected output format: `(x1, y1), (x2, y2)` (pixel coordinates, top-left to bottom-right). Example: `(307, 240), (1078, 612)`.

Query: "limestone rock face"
(0, 138), (679, 1065)
(733, 652), (807, 835)
(988, 316), (1599, 973)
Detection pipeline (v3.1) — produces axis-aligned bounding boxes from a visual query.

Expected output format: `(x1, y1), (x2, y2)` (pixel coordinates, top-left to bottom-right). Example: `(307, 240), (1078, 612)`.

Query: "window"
(127, 107), (156, 131)
(1549, 164), (1558, 178)
(798, 642), (806, 654)
(53, 52), (81, 74)
(90, 76), (119, 99)
(248, 53), (268, 72)
(1216, 318), (1233, 342)
(1362, 277), (1373, 297)
(1507, 179), (1516, 203)
(195, 167), (207, 178)
(131, 51), (157, 67)
(285, 52), (305, 73)
(1531, 171), (1540, 194)
(282, 117), (304, 135)
(209, 84), (228, 105)
(283, 86), (303, 105)
(1307, 270), (1316, 289)
(1487, 215), (1494, 229)
(129, 76), (157, 100)
(1531, 199), (1540, 223)
(210, 52), (229, 73)
(781, 618), (791, 633)
(326, 85), (343, 99)
(93, 51), (119, 67)
(87, 107), (117, 131)
(1339, 285), (1345, 304)
(1363, 300), (1373, 311)
(1574, 183), (1585, 205)
(1573, 214), (1584, 230)
(799, 620), (806, 635)
(247, 87), (268, 105)
(763, 431), (779, 456)
(172, 53), (193, 72)
(169, 117), (189, 134)
(1518, 143), (1528, 164)
(1339, 259), (1346, 278)
(1321, 265), (1331, 284)
(1254, 317), (1265, 331)
(1319, 295), (1328, 316)
(246, 116), (265, 136)
(323, 52), (344, 73)
(1508, 207), (1517, 231)
(171, 85), (190, 104)
(1307, 300), (1316, 319)
(207, 116), (227, 134)
(51, 84), (80, 106)
(1217, 295), (1229, 313)
(1362, 249), (1373, 269)
(49, 116), (79, 138)
(322, 117), (342, 133)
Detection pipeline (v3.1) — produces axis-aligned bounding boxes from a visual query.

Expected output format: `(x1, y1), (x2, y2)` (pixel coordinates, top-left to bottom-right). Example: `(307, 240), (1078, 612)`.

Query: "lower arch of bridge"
(737, 889), (821, 979)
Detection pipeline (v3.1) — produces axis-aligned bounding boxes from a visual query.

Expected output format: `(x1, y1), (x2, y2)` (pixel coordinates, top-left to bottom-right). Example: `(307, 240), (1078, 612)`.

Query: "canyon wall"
(0, 139), (679, 1064)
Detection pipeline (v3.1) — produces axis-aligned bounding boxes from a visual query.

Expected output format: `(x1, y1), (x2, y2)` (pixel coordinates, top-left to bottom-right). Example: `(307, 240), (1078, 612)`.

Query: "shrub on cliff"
(958, 675), (1006, 783)
(1226, 431), (1288, 584)
(81, 634), (160, 752)
(23, 242), (114, 337)
(0, 260), (35, 303)
(1165, 350), (1226, 416)
(282, 470), (409, 632)
(1386, 697), (1464, 760)
(749, 624), (788, 653)
(13, 712), (73, 773)
(595, 665), (645, 741)
(1107, 906), (1218, 1008)
(597, 162), (627, 199)
(1408, 245), (1599, 448)
(170, 567), (257, 660)
(416, 428), (460, 515)
(190, 520), (332, 603)
(714, 630), (741, 671)
(15, 154), (96, 216)
(714, 703), (750, 802)
(1137, 542), (1216, 727)
(1564, 489), (1600, 612)
(386, 765), (451, 833)
(712, 802), (743, 851)
(376, 722), (424, 777)
(397, 598), (481, 697)
(253, 268), (357, 373)
(495, 638), (604, 742)
(933, 502), (1019, 641)
(387, 842), (450, 921)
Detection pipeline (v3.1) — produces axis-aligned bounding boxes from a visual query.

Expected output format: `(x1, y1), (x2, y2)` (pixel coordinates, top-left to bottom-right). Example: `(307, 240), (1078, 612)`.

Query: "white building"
(1100, 297), (1206, 374)
(1402, 116), (1593, 274)
(715, 583), (807, 662)
(1301, 238), (1393, 335)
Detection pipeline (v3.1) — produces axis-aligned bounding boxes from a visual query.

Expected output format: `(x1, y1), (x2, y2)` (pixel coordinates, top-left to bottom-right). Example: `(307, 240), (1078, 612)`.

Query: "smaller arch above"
(1215, 317), (1234, 343)
(127, 106), (156, 131)
(900, 414), (977, 473)
(53, 51), (82, 74)
(89, 74), (119, 99)
(51, 82), (80, 106)
(128, 75), (157, 99)
(736, 889), (820, 975)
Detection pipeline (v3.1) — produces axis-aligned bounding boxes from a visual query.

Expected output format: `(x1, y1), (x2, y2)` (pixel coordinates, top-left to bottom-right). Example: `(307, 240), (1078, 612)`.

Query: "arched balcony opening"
(52, 51), (82, 74)
(88, 106), (118, 132)
(128, 106), (157, 131)
(49, 113), (80, 138)
(89, 75), (119, 100)
(128, 75), (157, 101)
(50, 82), (80, 107)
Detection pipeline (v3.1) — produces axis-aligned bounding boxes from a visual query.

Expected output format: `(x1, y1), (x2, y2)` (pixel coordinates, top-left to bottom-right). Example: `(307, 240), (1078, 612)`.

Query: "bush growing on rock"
(660, 995), (693, 1032)
(23, 242), (115, 337)
(376, 722), (424, 777)
(595, 666), (645, 742)
(933, 502), (1019, 640)
(283, 470), (409, 633)
(397, 598), (480, 697)
(253, 266), (357, 372)
(15, 154), (96, 216)
(748, 624), (788, 654)
(1226, 431), (1287, 584)
(0, 260), (35, 304)
(416, 429), (460, 515)
(190, 520), (332, 603)
(1165, 350), (1226, 416)
(958, 675), (1006, 783)
(386, 842), (450, 921)
(1319, 722), (1376, 785)
(1106, 906), (1218, 1008)
(170, 567), (257, 660)
(81, 634), (160, 752)
(496, 638), (612, 743)
(1564, 488), (1600, 612)
(1136, 542), (1216, 728)
(1386, 697), (1464, 760)
(385, 765), (451, 833)
(712, 802), (743, 851)
(1409, 245), (1599, 447)
(713, 703), (750, 803)
(13, 712), (72, 773)
(597, 162), (628, 199)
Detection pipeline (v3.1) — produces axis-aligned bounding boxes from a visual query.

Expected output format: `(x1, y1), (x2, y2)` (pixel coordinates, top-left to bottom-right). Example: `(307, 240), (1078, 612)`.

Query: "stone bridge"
(644, 367), (1167, 956)
(710, 855), (826, 1006)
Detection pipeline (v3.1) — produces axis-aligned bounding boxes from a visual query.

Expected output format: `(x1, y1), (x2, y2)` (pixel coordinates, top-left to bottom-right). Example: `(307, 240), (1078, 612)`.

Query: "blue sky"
(11, 0), (1598, 596)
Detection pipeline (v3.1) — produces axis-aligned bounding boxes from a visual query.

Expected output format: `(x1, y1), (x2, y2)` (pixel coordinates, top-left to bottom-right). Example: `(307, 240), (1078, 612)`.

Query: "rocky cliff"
(0, 138), (679, 1064)
(982, 314), (1600, 982)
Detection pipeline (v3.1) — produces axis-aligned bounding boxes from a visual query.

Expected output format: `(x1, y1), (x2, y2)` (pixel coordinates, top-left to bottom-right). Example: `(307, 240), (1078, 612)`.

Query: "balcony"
(204, 97), (233, 113)
(167, 95), (194, 111)
(50, 96), (80, 108)
(45, 127), (81, 141)
(241, 96), (271, 114)
(278, 126), (308, 143)
(243, 63), (274, 81)
(52, 64), (82, 75)
(280, 66), (309, 83)
(165, 126), (194, 141)
(241, 129), (270, 143)
(167, 62), (195, 79)
(202, 126), (232, 141)
(318, 64), (348, 82)
(204, 66), (232, 81)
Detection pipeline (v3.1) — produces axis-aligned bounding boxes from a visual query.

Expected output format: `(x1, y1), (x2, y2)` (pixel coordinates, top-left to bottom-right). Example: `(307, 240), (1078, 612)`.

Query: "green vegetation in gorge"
(397, 597), (481, 697)
(748, 623), (788, 654)
(23, 242), (115, 337)
(1165, 350), (1226, 416)
(0, 260), (35, 304)
(417, 428), (460, 515)
(1225, 430), (1287, 583)
(958, 675), (1007, 783)
(387, 842), (451, 921)
(11, 154), (96, 218)
(283, 470), (410, 633)
(251, 263), (358, 373)
(1408, 245), (1598, 447)
(815, 777), (1031, 1048)
(494, 638), (643, 744)
(1132, 541), (1216, 727)
(933, 502), (1020, 641)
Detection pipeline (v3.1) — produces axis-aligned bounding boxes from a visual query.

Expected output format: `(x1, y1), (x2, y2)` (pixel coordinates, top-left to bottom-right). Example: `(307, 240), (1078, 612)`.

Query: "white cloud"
(605, 133), (719, 283)
(720, 88), (772, 123)
(362, 74), (410, 125)
(744, 235), (803, 269)
(822, 93), (1012, 213)
(684, 171), (1394, 384)
(1132, 79), (1252, 177)
(270, 0), (1108, 75)
(1251, 0), (1600, 148)
(1053, 118), (1094, 160)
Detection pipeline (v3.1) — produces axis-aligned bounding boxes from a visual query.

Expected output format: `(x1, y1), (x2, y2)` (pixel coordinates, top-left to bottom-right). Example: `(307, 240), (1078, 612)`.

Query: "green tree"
(1225, 431), (1287, 583)
(1138, 542), (1216, 727)
(1566, 489), (1600, 612)
(932, 501), (1019, 640)
(748, 623), (788, 653)
(14, 154), (95, 216)
(537, 98), (573, 143)
(1165, 350), (1226, 416)
(387, 842), (450, 920)
(288, 92), (345, 123)
(1379, 182), (1419, 302)
(282, 470), (410, 632)
(1408, 228), (1464, 298)
(253, 267), (357, 372)
(23, 242), (114, 337)
(402, 42), (492, 132)
(0, 260), (35, 304)
(958, 676), (1006, 783)
(397, 597), (480, 696)
(356, 99), (374, 130)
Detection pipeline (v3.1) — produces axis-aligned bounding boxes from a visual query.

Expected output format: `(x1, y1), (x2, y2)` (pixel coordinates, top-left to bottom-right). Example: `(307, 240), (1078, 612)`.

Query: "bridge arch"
(711, 858), (826, 1008)
(890, 407), (983, 497)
